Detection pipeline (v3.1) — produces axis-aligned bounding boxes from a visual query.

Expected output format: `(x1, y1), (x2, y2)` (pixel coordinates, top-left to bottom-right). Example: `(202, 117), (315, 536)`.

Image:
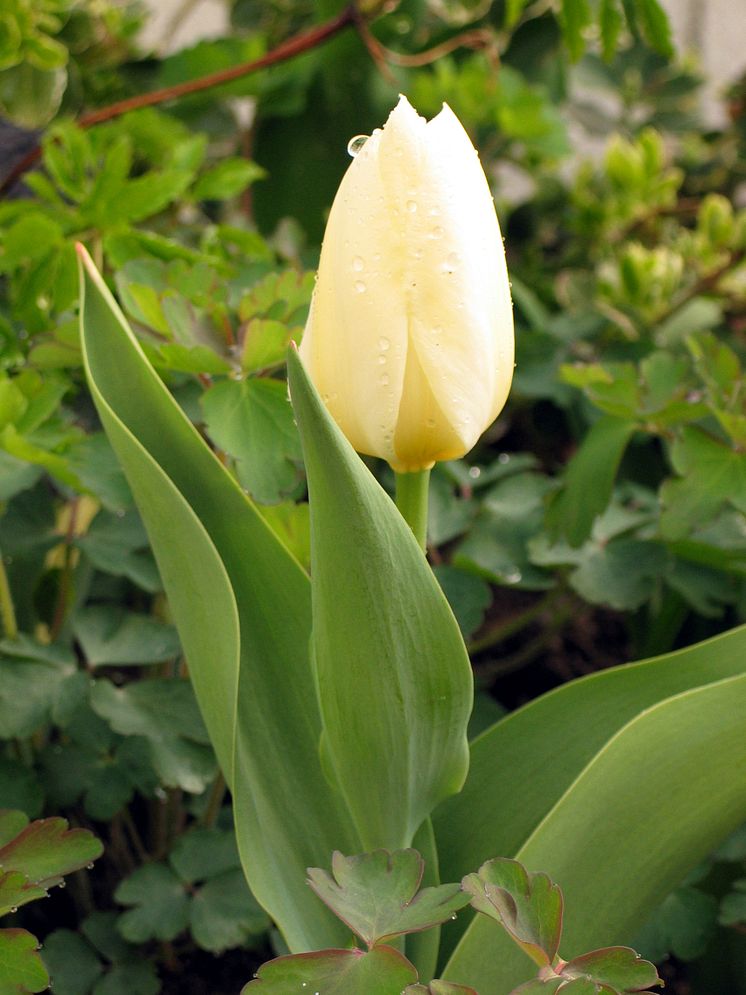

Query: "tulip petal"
(301, 95), (514, 471)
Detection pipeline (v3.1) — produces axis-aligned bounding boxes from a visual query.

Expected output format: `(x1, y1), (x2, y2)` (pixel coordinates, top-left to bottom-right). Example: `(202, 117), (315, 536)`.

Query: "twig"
(657, 247), (745, 325)
(354, 15), (496, 70)
(0, 548), (18, 640)
(50, 497), (79, 641)
(200, 771), (227, 829)
(467, 588), (564, 656)
(0, 4), (358, 197)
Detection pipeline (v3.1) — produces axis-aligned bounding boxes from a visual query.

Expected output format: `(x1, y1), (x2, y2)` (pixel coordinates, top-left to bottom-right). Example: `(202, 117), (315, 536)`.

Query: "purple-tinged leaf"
(0, 818), (103, 888)
(462, 858), (563, 967)
(307, 850), (469, 947)
(560, 947), (662, 991)
(512, 981), (615, 995)
(242, 945), (417, 993)
(0, 871), (45, 918)
(0, 928), (49, 994)
(509, 980), (565, 994)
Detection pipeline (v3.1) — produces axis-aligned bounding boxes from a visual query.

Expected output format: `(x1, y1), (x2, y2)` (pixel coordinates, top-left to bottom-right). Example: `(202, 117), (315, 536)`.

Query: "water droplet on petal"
(380, 373), (390, 386)
(347, 135), (369, 157)
(354, 280), (366, 293)
(447, 251), (459, 267)
(378, 355), (386, 364)
(378, 337), (390, 351)
(469, 466), (481, 479)
(406, 200), (417, 213)
(429, 226), (444, 239)
(352, 256), (364, 272)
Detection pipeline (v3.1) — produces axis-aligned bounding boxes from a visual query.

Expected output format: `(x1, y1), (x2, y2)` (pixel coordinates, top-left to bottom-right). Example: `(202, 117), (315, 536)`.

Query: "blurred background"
(2, 2), (746, 993)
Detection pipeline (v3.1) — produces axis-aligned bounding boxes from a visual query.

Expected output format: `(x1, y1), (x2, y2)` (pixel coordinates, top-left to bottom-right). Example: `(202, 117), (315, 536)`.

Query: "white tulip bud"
(300, 95), (514, 472)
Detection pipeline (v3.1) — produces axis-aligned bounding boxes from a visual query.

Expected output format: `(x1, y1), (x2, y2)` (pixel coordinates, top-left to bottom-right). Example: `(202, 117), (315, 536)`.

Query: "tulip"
(299, 94), (514, 473)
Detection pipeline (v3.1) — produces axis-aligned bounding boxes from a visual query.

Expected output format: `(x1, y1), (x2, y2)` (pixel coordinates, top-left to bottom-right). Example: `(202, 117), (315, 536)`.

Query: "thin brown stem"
(354, 14), (495, 69)
(467, 588), (564, 656)
(657, 247), (745, 325)
(200, 772), (227, 829)
(50, 498), (80, 641)
(0, 4), (358, 197)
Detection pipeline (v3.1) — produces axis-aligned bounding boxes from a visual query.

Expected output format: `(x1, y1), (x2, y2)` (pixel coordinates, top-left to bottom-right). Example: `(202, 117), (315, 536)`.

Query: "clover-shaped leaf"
(0, 817), (103, 894)
(242, 946), (417, 993)
(307, 850), (469, 947)
(512, 981), (623, 994)
(0, 928), (49, 994)
(560, 947), (662, 992)
(0, 871), (45, 918)
(462, 858), (563, 967)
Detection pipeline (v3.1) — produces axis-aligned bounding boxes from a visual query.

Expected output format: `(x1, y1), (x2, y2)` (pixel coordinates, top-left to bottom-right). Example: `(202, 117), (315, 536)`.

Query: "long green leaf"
(435, 624), (746, 890)
(440, 658), (746, 990)
(78, 247), (358, 951)
(287, 348), (472, 850)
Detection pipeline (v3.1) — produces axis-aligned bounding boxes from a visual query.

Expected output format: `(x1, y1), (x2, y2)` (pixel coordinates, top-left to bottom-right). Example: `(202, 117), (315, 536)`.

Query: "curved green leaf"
(287, 348), (472, 850)
(78, 246), (358, 951)
(442, 670), (746, 990)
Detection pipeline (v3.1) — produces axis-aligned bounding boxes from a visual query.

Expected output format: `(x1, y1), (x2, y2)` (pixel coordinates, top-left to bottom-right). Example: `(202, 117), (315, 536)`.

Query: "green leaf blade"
(287, 347), (472, 850)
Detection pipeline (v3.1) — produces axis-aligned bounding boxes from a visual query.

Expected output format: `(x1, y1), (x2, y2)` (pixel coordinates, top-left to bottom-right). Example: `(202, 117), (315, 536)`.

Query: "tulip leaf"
(242, 946), (418, 993)
(307, 849), (469, 948)
(78, 246), (359, 951)
(287, 347), (472, 850)
(439, 664), (746, 991)
(462, 858), (563, 967)
(405, 984), (478, 994)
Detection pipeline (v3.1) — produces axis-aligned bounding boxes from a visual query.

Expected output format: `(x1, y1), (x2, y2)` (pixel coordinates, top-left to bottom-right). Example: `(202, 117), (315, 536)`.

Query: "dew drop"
(446, 251), (459, 267)
(451, 914), (458, 920)
(58, 881), (66, 889)
(505, 568), (522, 584)
(406, 200), (417, 213)
(347, 135), (369, 157)
(469, 466), (481, 479)
(378, 355), (386, 364)
(380, 373), (390, 387)
(378, 337), (390, 351)
(354, 280), (366, 293)
(498, 452), (510, 464)
(10, 907), (17, 913)
(86, 863), (94, 870)
(429, 226), (444, 239)
(352, 256), (364, 272)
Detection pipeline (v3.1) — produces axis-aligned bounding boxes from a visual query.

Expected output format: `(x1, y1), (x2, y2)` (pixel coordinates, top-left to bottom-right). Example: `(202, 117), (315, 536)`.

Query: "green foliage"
(247, 848), (661, 994)
(1, 0), (745, 991)
(0, 812), (101, 994)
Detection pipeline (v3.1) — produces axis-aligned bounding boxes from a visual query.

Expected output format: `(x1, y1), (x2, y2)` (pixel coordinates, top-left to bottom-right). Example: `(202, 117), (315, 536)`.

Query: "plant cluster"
(0, 1), (745, 993)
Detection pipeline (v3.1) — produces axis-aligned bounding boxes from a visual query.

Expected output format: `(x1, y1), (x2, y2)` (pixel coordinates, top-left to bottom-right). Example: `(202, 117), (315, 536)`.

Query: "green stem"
(394, 469), (431, 552)
(0, 549), (17, 640)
